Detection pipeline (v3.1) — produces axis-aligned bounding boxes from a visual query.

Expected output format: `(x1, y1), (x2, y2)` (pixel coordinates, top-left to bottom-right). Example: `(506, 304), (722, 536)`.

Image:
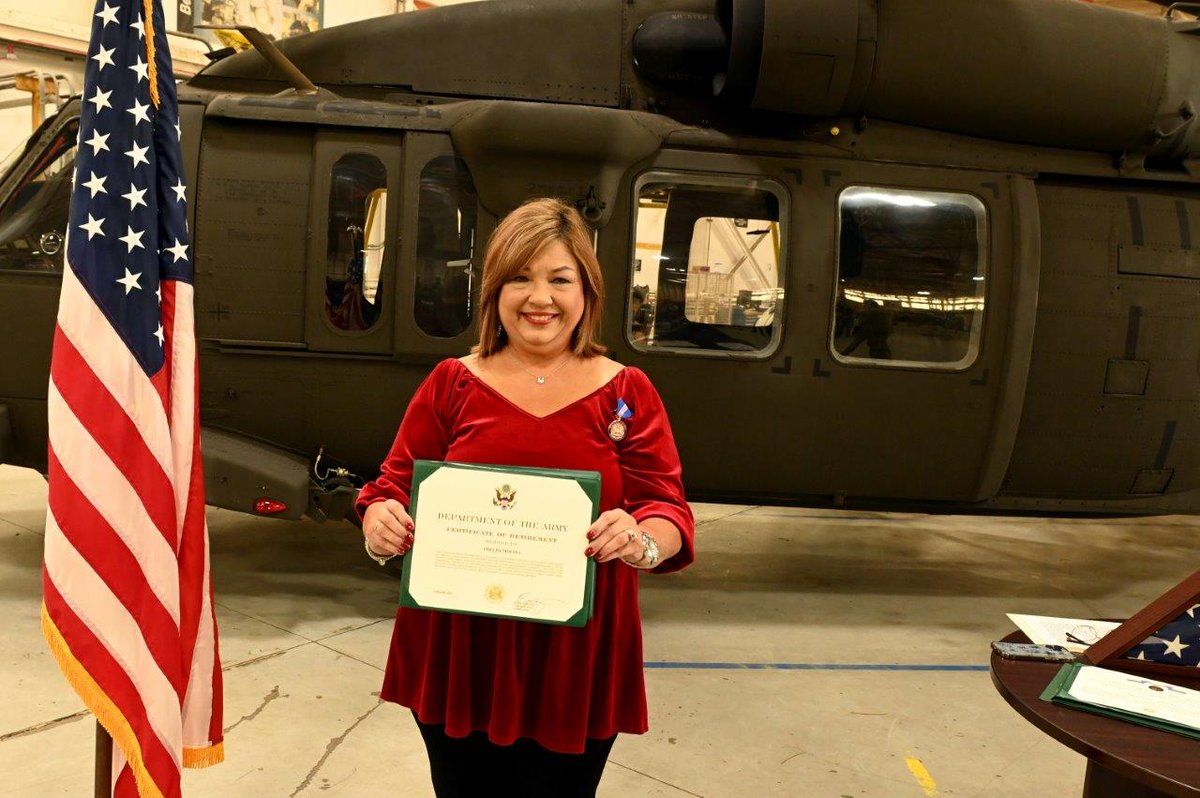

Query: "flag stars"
(1188, 603), (1199, 619)
(118, 225), (145, 253)
(171, 179), (187, 202)
(88, 88), (113, 113)
(116, 268), (142, 295)
(81, 171), (107, 198)
(95, 3), (119, 26)
(91, 45), (115, 71)
(154, 324), (164, 347)
(84, 129), (109, 155)
(79, 214), (105, 240)
(121, 184), (147, 210)
(129, 57), (149, 83)
(125, 142), (149, 168)
(131, 13), (144, 39)
(127, 100), (151, 126)
(1162, 635), (1190, 659)
(165, 239), (189, 263)
(175, 120), (182, 141)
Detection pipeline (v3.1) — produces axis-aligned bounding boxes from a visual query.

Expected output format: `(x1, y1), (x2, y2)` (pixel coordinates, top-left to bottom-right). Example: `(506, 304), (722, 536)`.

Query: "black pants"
(413, 713), (616, 798)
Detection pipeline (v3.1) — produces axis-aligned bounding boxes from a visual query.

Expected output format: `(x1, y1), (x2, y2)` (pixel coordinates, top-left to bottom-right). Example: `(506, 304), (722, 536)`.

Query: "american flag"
(40, 1), (223, 795)
(1128, 603), (1200, 667)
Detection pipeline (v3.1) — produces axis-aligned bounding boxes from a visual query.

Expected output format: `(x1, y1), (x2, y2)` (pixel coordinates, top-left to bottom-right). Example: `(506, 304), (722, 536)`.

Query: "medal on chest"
(608, 397), (632, 441)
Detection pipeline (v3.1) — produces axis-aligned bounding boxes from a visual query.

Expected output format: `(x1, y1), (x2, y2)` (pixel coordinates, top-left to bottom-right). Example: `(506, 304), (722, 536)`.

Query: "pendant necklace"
(510, 351), (572, 384)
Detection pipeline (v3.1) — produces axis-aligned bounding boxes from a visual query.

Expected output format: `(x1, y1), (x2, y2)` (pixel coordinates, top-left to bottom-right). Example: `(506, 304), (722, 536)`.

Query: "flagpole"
(94, 721), (111, 798)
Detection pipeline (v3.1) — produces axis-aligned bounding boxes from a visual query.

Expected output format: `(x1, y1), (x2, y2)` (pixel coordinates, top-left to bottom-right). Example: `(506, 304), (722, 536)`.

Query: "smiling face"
(498, 239), (586, 359)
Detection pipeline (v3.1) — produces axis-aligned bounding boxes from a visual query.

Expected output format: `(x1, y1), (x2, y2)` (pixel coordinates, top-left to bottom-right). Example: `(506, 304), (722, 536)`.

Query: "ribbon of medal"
(608, 398), (632, 441)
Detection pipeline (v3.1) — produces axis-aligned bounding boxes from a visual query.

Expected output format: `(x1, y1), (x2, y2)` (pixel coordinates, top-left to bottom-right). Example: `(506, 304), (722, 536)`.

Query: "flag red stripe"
(176, 441), (205, 664)
(50, 325), (177, 545)
(157, 280), (177, 418)
(47, 449), (184, 697)
(207, 607), (224, 745)
(43, 576), (183, 798)
(113, 765), (137, 797)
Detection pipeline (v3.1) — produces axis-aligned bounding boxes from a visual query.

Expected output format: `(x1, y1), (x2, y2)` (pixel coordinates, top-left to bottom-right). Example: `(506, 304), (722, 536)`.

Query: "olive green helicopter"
(2, 0), (1200, 521)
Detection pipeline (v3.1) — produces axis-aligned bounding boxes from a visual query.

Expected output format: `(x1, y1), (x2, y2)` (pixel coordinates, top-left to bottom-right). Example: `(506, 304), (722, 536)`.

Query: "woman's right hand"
(362, 498), (415, 557)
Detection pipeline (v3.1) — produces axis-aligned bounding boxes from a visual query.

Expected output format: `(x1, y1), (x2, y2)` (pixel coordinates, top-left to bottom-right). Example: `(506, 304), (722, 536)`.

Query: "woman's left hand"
(585, 509), (645, 564)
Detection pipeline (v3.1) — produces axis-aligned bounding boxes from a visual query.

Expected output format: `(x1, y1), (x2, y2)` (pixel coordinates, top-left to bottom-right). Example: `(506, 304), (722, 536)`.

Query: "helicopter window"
(415, 155), (477, 338)
(631, 176), (785, 357)
(833, 187), (987, 369)
(325, 153), (387, 332)
(0, 117), (79, 274)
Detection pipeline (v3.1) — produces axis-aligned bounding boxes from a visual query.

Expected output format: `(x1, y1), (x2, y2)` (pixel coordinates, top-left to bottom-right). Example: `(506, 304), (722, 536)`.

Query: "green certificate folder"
(1040, 662), (1200, 740)
(399, 459), (600, 627)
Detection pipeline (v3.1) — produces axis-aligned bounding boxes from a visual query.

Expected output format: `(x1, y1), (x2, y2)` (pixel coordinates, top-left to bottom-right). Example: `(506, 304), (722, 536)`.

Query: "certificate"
(399, 460), (600, 626)
(1041, 662), (1200, 740)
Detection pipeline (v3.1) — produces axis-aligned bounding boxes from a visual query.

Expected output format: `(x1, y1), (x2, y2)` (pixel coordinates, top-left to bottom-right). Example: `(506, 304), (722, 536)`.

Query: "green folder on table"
(1040, 662), (1200, 741)
(399, 459), (600, 627)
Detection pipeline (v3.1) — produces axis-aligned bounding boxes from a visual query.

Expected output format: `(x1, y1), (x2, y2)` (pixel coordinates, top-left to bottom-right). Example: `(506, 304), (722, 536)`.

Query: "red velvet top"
(355, 358), (695, 753)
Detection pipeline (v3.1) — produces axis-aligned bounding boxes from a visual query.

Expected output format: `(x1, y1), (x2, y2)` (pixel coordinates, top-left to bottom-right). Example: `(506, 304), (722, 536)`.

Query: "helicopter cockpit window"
(631, 175), (785, 357)
(0, 117), (79, 274)
(325, 153), (387, 332)
(833, 187), (987, 369)
(414, 155), (477, 338)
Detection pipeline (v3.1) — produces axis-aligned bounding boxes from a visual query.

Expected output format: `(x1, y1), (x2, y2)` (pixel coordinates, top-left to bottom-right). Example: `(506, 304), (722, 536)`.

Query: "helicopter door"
(0, 106), (80, 469)
(811, 164), (1030, 502)
(304, 130), (400, 354)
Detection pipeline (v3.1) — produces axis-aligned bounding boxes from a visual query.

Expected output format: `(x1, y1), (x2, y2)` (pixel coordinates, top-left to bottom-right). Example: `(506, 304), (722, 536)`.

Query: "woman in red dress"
(356, 197), (695, 797)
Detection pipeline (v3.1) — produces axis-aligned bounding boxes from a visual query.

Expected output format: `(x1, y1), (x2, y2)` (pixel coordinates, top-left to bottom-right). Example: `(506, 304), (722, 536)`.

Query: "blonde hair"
(474, 197), (606, 357)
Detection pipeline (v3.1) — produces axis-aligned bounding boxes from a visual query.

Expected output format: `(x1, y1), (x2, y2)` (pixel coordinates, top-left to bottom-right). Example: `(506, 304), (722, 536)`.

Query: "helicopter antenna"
(195, 25), (319, 95)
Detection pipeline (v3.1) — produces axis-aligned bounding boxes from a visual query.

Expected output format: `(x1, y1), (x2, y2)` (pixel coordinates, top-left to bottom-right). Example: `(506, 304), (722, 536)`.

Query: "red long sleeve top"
(355, 358), (695, 753)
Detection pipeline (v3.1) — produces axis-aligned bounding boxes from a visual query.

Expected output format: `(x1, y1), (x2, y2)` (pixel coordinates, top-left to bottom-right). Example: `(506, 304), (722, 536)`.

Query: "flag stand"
(94, 721), (111, 797)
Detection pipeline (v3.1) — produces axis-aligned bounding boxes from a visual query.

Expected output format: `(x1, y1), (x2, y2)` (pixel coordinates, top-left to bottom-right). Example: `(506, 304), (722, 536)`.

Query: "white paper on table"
(1006, 614), (1122, 653)
(1068, 665), (1200, 730)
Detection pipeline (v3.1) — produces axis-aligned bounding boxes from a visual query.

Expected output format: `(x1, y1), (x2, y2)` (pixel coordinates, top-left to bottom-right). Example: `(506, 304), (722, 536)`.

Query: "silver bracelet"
(625, 530), (660, 570)
(364, 535), (396, 565)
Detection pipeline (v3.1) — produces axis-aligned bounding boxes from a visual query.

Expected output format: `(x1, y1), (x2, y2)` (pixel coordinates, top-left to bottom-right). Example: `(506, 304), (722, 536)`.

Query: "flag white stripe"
(168, 283), (196, 541)
(181, 529), (215, 747)
(57, 267), (174, 479)
(168, 283), (217, 748)
(111, 743), (127, 795)
(47, 382), (181, 623)
(44, 516), (183, 766)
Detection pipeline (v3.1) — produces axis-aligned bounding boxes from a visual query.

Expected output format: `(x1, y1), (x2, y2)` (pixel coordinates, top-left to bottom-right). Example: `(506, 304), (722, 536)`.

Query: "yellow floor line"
(905, 753), (940, 796)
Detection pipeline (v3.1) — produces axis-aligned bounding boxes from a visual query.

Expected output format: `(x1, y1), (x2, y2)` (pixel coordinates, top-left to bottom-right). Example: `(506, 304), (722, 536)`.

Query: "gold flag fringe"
(142, 0), (159, 108)
(41, 603), (166, 798)
(184, 741), (225, 768)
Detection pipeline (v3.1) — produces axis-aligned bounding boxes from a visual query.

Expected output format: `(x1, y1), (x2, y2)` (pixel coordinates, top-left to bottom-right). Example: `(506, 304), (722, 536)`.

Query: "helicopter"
(2, 0), (1200, 522)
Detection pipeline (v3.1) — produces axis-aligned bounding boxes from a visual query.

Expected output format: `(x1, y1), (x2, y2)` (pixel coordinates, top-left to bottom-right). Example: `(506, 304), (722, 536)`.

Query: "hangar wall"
(0, 0), (478, 159)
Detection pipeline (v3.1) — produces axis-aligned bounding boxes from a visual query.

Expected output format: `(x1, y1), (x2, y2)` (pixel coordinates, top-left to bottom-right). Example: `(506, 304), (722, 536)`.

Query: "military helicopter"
(2, 0), (1199, 522)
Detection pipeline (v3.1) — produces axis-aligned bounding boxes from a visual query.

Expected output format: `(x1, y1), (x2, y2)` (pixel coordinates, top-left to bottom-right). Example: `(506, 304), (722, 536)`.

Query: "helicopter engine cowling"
(635, 0), (1200, 159)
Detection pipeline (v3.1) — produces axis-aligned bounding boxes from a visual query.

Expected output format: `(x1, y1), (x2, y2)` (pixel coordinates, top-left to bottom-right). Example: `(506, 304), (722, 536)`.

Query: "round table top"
(990, 633), (1200, 797)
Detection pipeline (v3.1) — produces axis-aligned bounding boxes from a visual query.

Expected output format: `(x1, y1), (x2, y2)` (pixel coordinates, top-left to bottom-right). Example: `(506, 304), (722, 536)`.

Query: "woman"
(356, 197), (695, 797)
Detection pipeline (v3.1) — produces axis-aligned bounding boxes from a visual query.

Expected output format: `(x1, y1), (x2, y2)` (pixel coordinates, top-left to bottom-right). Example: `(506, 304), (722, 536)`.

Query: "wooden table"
(990, 634), (1200, 797)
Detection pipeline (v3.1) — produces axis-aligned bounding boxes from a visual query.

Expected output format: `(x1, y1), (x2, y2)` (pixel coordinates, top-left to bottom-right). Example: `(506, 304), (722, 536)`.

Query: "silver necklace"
(509, 351), (572, 384)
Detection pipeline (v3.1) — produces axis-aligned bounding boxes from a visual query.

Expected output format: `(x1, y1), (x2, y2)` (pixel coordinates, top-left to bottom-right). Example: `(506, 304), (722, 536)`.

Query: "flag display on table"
(40, 1), (224, 795)
(1127, 603), (1200, 666)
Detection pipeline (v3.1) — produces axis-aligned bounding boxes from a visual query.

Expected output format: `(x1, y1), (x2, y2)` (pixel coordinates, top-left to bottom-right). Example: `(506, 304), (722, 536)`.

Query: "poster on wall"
(194, 0), (323, 40)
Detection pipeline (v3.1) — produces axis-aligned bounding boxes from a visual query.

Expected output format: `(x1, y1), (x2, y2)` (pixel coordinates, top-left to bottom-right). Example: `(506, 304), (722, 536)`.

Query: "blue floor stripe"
(644, 662), (989, 671)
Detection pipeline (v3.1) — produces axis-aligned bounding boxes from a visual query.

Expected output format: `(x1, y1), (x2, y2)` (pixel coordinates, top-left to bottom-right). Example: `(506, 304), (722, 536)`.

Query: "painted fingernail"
(586, 530), (596, 540)
(405, 521), (415, 531)
(584, 547), (594, 556)
(407, 534), (415, 545)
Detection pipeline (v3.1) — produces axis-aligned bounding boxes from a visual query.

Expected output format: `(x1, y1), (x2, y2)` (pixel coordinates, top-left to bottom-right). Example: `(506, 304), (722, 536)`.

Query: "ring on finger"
(625, 528), (637, 543)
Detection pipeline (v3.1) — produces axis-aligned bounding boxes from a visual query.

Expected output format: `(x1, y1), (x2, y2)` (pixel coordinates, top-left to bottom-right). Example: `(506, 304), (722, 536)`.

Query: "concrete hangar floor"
(0, 464), (1195, 797)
